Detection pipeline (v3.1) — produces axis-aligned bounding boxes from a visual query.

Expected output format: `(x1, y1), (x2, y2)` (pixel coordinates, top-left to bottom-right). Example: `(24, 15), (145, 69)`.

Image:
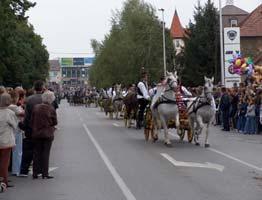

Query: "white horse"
(151, 71), (179, 146)
(113, 84), (124, 119)
(187, 77), (216, 147)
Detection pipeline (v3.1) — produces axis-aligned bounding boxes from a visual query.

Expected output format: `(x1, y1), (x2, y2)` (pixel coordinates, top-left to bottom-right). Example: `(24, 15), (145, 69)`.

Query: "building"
(240, 4), (262, 65)
(49, 59), (61, 84)
(60, 57), (94, 87)
(222, 3), (262, 65)
(222, 4), (249, 28)
(170, 10), (186, 55)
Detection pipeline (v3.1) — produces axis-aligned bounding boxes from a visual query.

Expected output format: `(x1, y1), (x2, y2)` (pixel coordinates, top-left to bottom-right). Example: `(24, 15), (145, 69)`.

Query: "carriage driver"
(177, 79), (193, 99)
(137, 71), (150, 129)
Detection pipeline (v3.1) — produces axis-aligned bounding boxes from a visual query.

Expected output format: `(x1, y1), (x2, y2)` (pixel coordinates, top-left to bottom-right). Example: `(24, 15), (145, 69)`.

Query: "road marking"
(161, 153), (224, 172)
(83, 124), (136, 200)
(209, 148), (262, 172)
(80, 117), (84, 122)
(113, 123), (120, 127)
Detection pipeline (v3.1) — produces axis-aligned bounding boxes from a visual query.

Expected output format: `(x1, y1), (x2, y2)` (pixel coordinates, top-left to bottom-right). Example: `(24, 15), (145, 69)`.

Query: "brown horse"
(123, 91), (138, 128)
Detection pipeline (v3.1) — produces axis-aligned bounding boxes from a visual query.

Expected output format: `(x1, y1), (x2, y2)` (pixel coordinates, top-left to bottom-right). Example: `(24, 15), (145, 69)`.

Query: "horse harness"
(187, 91), (212, 115)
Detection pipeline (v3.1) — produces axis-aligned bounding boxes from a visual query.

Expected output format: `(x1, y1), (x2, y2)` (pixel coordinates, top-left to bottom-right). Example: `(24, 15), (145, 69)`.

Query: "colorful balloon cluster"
(228, 54), (254, 76)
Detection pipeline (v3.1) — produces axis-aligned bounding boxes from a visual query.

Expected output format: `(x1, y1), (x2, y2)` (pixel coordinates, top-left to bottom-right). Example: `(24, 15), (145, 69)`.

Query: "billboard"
(61, 57), (94, 67)
(84, 57), (94, 66)
(224, 27), (241, 88)
(73, 58), (85, 66)
(61, 58), (73, 66)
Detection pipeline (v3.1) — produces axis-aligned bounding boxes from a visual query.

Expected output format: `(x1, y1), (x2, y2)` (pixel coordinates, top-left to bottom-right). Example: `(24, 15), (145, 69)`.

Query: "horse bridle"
(167, 78), (177, 90)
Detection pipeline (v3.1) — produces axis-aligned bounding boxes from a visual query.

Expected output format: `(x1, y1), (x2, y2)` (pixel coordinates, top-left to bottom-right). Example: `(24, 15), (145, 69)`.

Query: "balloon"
(247, 57), (253, 65)
(241, 63), (248, 75)
(235, 59), (242, 67)
(241, 63), (247, 69)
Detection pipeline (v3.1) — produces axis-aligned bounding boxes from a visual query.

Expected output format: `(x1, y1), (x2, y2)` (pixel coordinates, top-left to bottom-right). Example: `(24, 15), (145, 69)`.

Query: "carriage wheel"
(179, 129), (185, 141)
(187, 129), (193, 143)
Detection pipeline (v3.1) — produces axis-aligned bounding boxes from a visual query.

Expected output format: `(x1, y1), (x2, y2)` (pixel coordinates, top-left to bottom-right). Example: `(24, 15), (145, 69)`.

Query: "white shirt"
(137, 81), (150, 100)
(181, 86), (192, 97)
(107, 88), (116, 98)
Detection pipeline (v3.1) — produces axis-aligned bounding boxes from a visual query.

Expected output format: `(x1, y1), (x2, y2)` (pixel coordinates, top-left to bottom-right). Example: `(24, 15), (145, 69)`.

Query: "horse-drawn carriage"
(144, 102), (193, 143)
(123, 72), (215, 147)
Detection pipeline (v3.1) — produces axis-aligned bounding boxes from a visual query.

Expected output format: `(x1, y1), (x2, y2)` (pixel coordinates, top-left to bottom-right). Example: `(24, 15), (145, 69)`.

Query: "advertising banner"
(84, 57), (94, 66)
(224, 27), (241, 87)
(73, 58), (85, 66)
(61, 58), (73, 66)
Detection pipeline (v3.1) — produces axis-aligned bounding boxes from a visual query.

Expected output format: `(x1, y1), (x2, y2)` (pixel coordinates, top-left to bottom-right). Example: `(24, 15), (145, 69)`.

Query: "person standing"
(0, 93), (17, 187)
(136, 71), (150, 129)
(31, 91), (57, 179)
(19, 80), (44, 177)
(219, 87), (231, 131)
(8, 90), (25, 176)
(244, 98), (257, 134)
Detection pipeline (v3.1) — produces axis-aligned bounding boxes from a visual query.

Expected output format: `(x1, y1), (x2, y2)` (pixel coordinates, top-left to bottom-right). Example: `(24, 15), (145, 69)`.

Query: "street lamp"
(219, 0), (225, 85)
(159, 8), (167, 76)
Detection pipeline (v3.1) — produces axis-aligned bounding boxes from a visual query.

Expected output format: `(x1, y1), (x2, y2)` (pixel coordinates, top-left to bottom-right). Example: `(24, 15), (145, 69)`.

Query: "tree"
(181, 0), (220, 86)
(89, 0), (174, 88)
(0, 0), (49, 88)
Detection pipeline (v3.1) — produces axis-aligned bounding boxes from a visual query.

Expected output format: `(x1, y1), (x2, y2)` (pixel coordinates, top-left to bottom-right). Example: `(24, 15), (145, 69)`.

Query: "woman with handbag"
(30, 90), (57, 179)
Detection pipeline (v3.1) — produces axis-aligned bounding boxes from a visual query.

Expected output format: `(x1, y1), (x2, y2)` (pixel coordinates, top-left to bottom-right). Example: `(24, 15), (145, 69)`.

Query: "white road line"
(209, 148), (262, 172)
(169, 133), (262, 172)
(83, 124), (136, 200)
(113, 123), (120, 127)
(161, 153), (224, 172)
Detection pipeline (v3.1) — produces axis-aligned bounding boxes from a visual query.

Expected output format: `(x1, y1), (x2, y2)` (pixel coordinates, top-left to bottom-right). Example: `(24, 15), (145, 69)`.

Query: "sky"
(27, 0), (262, 59)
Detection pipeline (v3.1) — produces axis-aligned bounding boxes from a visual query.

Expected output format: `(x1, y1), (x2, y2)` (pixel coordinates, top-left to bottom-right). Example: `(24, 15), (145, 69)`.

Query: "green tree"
(181, 0), (220, 86)
(89, 0), (174, 88)
(0, 0), (49, 88)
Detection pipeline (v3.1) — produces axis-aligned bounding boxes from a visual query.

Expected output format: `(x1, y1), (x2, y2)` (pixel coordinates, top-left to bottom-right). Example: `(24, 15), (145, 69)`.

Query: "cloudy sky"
(27, 0), (261, 59)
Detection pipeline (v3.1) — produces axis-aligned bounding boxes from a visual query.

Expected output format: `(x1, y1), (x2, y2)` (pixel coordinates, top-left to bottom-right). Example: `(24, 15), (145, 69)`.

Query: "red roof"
(170, 10), (185, 39)
(240, 4), (262, 37)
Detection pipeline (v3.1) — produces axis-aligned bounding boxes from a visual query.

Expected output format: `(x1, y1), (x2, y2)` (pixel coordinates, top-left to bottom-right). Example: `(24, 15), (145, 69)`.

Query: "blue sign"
(73, 58), (85, 66)
(84, 57), (94, 65)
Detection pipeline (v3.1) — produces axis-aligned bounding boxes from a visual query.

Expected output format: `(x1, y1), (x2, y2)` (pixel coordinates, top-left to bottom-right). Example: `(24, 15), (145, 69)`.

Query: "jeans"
(12, 130), (23, 175)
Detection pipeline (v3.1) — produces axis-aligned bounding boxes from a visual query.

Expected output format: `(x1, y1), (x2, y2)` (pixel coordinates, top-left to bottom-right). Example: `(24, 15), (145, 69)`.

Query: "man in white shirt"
(107, 83), (116, 99)
(136, 72), (150, 129)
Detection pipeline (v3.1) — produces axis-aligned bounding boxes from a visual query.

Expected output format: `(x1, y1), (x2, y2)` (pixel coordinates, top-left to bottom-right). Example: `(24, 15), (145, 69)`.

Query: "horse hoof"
(195, 142), (200, 146)
(205, 144), (210, 148)
(153, 136), (158, 143)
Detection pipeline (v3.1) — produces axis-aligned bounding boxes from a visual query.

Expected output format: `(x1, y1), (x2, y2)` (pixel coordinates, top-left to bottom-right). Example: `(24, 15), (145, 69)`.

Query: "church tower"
(170, 10), (185, 55)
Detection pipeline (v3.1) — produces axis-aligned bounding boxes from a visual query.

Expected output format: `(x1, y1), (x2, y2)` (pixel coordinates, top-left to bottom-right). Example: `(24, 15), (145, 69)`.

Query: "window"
(175, 40), (180, 48)
(72, 69), (76, 78)
(230, 19), (238, 27)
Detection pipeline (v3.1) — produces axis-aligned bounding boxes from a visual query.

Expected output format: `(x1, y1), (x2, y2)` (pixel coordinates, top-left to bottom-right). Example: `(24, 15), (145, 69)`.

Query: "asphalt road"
(2, 100), (262, 200)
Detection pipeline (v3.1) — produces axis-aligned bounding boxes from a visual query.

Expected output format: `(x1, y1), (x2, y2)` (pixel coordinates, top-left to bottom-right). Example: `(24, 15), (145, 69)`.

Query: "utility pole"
(159, 8), (167, 76)
(219, 0), (225, 85)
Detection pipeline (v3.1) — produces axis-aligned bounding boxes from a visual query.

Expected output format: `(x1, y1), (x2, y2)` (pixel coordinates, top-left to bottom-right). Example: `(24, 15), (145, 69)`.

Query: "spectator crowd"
(0, 81), (58, 192)
(211, 83), (262, 134)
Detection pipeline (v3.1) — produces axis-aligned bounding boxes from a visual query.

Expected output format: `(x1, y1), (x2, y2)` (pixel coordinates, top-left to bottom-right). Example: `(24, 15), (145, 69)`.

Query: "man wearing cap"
(136, 72), (150, 129)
